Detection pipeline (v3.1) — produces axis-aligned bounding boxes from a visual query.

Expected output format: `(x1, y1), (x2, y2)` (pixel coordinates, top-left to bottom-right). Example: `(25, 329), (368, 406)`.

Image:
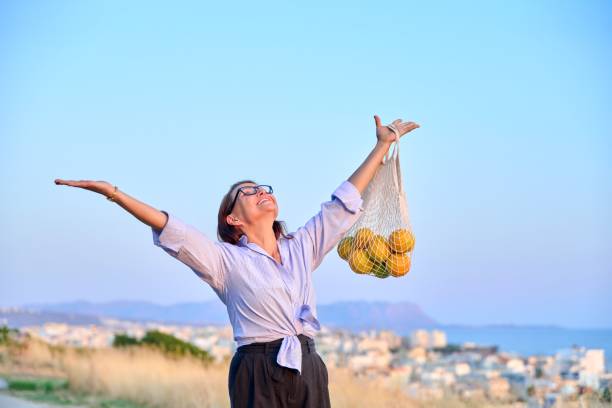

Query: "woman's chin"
(259, 202), (277, 211)
(253, 207), (277, 218)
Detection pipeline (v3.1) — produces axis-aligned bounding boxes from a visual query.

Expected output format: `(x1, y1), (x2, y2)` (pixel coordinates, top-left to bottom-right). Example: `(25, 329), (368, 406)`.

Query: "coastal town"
(4, 313), (610, 406)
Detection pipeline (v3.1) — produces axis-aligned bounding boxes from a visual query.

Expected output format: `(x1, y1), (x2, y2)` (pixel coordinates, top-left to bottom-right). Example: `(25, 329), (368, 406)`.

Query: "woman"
(54, 114), (419, 407)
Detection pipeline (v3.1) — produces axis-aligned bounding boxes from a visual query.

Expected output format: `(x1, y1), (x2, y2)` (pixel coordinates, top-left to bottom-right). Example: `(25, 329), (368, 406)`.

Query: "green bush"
(527, 385), (536, 396)
(141, 330), (212, 362)
(535, 366), (543, 378)
(432, 344), (462, 353)
(9, 379), (38, 391)
(112, 330), (212, 363)
(0, 325), (18, 345)
(602, 387), (611, 403)
(0, 326), (8, 344)
(8, 378), (68, 392)
(112, 333), (140, 347)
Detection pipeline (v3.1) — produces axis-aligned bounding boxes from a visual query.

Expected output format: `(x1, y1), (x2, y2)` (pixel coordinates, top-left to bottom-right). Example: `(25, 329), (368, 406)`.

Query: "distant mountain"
(23, 300), (228, 326)
(0, 307), (102, 327)
(319, 301), (439, 332)
(18, 299), (439, 333)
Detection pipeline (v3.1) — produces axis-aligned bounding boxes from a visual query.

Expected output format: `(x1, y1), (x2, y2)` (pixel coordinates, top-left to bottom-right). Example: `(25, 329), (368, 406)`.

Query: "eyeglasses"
(228, 185), (273, 213)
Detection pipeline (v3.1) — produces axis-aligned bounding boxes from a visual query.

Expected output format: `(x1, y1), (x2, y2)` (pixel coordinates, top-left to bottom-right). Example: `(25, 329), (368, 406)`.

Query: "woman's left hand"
(374, 114), (420, 144)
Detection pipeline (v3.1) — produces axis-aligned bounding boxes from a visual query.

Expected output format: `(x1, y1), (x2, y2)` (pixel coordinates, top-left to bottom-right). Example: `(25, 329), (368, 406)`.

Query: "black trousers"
(228, 334), (331, 408)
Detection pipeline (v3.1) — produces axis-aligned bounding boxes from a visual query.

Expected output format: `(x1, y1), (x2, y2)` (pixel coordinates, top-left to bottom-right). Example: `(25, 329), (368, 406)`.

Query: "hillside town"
(5, 314), (610, 406)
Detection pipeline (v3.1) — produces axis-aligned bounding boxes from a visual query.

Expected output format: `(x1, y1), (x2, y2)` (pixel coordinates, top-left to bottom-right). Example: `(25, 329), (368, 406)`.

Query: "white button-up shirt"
(152, 180), (363, 373)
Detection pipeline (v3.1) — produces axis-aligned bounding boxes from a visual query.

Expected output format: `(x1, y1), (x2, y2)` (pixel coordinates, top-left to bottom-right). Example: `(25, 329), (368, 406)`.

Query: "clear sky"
(1, 1), (610, 328)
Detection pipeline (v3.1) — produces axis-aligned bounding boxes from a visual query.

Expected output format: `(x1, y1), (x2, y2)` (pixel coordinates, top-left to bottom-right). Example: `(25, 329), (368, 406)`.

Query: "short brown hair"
(217, 179), (294, 245)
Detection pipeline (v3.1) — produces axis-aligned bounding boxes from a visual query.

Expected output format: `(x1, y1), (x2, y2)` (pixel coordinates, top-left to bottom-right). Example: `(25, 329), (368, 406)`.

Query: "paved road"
(0, 393), (84, 408)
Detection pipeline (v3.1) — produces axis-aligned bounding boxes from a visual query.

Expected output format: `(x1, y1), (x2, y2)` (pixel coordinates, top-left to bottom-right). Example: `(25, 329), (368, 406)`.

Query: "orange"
(371, 262), (390, 279)
(387, 253), (411, 277)
(366, 235), (391, 263)
(348, 249), (373, 274)
(388, 229), (415, 254)
(337, 237), (354, 260)
(354, 228), (375, 249)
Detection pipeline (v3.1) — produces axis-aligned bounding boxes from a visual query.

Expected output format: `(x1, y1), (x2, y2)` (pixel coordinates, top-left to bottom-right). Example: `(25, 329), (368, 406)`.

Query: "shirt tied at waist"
(277, 304), (321, 374)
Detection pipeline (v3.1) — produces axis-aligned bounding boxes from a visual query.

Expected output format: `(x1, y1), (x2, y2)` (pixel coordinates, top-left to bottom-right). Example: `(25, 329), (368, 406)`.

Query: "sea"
(437, 326), (612, 371)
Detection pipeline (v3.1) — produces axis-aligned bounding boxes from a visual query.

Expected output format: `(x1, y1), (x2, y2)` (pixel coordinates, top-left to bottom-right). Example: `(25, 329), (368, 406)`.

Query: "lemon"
(348, 249), (373, 274)
(388, 229), (415, 254)
(387, 253), (411, 277)
(371, 262), (390, 279)
(366, 234), (391, 263)
(354, 228), (375, 249)
(337, 237), (354, 260)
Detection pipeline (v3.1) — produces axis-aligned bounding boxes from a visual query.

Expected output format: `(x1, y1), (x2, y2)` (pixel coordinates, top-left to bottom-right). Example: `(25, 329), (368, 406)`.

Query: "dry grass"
(64, 347), (228, 408)
(327, 367), (419, 407)
(1, 339), (228, 407)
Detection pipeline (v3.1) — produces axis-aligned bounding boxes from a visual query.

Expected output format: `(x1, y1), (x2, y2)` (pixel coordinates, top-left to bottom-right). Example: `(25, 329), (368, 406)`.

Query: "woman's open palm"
(374, 114), (420, 144)
(54, 179), (113, 197)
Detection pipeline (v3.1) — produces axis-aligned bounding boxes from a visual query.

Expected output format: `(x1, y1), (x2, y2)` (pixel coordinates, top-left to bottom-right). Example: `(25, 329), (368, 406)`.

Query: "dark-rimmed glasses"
(228, 185), (273, 213)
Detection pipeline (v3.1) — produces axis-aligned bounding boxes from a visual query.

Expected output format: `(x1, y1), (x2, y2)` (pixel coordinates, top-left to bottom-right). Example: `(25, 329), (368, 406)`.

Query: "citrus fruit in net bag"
(337, 236), (354, 260)
(371, 262), (390, 279)
(354, 227), (375, 249)
(337, 121), (417, 278)
(388, 228), (415, 254)
(348, 249), (374, 274)
(366, 234), (391, 264)
(387, 252), (411, 277)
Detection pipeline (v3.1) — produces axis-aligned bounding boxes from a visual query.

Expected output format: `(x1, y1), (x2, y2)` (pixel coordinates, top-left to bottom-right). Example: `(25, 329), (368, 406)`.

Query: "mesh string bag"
(337, 125), (415, 278)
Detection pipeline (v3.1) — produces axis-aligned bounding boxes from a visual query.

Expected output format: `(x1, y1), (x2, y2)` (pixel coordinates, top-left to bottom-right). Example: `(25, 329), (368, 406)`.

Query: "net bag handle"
(383, 123), (401, 162)
(384, 124), (404, 193)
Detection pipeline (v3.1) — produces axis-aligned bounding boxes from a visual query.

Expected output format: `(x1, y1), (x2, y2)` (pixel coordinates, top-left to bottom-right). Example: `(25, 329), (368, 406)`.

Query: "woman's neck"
(242, 224), (280, 262)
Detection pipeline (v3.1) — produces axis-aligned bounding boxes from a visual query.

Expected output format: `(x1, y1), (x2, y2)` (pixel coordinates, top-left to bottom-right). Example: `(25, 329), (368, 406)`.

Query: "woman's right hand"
(54, 179), (114, 197)
(54, 179), (168, 230)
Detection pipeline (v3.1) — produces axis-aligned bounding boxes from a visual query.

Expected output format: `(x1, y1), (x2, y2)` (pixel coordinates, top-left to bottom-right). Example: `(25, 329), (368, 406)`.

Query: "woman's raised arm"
(54, 179), (168, 231)
(347, 115), (420, 194)
(290, 114), (421, 270)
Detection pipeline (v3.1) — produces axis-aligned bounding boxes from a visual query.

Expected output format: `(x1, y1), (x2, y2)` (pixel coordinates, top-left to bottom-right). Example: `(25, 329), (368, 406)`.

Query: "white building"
(506, 358), (526, 374)
(357, 337), (390, 353)
(580, 349), (605, 375)
(455, 362), (471, 376)
(410, 329), (447, 349)
(411, 330), (430, 348)
(430, 330), (447, 348)
(348, 350), (392, 371)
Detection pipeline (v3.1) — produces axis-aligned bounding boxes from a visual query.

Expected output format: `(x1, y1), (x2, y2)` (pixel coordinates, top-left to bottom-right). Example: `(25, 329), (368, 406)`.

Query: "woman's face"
(228, 182), (278, 226)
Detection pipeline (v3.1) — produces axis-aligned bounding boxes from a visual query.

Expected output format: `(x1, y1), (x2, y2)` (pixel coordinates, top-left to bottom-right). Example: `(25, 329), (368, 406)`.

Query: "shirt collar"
(238, 234), (249, 247)
(237, 234), (285, 265)
(238, 233), (285, 246)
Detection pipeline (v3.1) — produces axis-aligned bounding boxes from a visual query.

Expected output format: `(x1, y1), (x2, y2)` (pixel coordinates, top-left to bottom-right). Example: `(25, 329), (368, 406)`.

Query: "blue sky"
(1, 1), (610, 328)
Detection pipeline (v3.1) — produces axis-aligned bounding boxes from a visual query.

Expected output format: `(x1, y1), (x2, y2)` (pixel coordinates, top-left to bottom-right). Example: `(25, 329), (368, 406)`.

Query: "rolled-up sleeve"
(152, 211), (226, 292)
(294, 180), (364, 271)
